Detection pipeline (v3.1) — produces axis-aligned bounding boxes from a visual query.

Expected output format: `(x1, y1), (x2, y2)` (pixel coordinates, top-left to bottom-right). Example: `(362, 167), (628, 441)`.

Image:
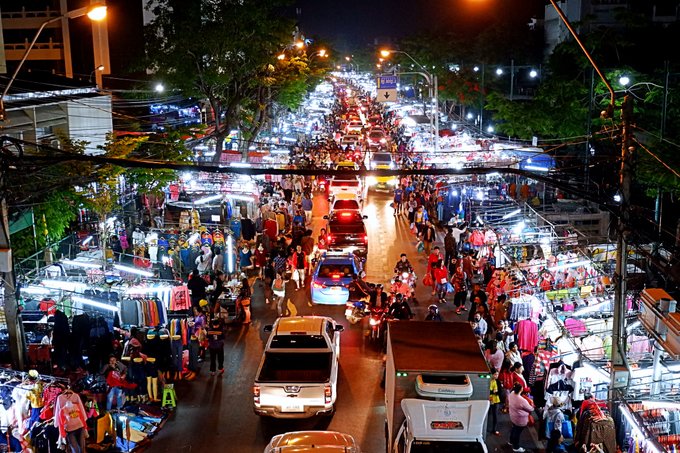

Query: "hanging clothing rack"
(0, 366), (69, 384)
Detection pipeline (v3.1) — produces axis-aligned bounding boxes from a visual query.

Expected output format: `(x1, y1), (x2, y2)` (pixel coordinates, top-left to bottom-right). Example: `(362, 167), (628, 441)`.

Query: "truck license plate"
(282, 403), (304, 412)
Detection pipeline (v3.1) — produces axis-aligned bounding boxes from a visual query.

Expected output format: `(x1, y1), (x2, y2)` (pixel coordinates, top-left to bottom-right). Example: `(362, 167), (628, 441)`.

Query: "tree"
(144, 0), (301, 163)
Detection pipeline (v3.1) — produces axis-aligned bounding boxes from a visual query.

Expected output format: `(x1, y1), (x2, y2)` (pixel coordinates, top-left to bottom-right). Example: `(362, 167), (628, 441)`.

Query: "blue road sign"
(377, 75), (397, 89)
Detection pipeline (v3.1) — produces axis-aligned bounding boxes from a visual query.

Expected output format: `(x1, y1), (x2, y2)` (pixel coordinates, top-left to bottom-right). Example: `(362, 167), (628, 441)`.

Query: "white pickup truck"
(253, 316), (343, 418)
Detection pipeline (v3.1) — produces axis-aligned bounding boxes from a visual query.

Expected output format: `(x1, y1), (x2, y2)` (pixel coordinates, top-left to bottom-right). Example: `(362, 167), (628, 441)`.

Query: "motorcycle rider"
(369, 284), (389, 309)
(349, 271), (372, 300)
(394, 253), (414, 275)
(388, 293), (413, 320)
(425, 304), (443, 321)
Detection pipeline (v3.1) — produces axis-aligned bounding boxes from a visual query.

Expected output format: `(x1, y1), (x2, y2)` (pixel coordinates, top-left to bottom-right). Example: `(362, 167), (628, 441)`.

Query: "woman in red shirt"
(433, 260), (449, 304)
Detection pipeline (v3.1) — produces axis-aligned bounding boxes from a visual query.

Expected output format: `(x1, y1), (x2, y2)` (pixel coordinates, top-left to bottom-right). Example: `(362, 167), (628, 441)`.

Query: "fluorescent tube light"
(41, 280), (85, 291)
(72, 296), (119, 312)
(61, 259), (102, 269)
(113, 264), (154, 277)
(502, 209), (521, 220)
(194, 194), (222, 205)
(21, 286), (52, 295)
(548, 260), (591, 272)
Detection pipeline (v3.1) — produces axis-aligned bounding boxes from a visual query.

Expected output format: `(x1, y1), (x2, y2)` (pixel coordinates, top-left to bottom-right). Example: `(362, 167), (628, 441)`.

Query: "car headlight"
(388, 178), (399, 186)
(366, 176), (377, 186)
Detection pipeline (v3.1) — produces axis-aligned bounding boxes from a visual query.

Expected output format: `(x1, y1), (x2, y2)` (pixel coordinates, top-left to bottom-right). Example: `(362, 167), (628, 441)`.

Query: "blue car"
(310, 252), (364, 305)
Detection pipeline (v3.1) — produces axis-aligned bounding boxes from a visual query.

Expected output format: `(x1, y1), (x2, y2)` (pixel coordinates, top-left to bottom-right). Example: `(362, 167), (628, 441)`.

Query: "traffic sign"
(377, 88), (397, 103)
(377, 75), (397, 89)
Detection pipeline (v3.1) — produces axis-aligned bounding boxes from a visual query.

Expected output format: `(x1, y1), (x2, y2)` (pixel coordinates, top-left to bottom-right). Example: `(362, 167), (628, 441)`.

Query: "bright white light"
(61, 259), (102, 269)
(155, 83), (164, 93)
(529, 69), (538, 78)
(227, 235), (234, 273)
(366, 176), (377, 186)
(182, 172), (193, 182)
(513, 221), (526, 234)
(126, 286), (172, 295)
(475, 190), (484, 201)
(41, 280), (85, 291)
(466, 113), (473, 120)
(21, 286), (52, 295)
(619, 76), (630, 86)
(194, 194), (222, 205)
(548, 260), (591, 272)
(502, 209), (521, 220)
(188, 233), (200, 244)
(73, 296), (120, 312)
(230, 162), (251, 168)
(525, 165), (550, 172)
(473, 66), (480, 72)
(226, 194), (255, 202)
(81, 236), (93, 246)
(487, 126), (495, 133)
(613, 193), (622, 202)
(496, 68), (503, 76)
(113, 264), (154, 277)
(452, 190), (458, 197)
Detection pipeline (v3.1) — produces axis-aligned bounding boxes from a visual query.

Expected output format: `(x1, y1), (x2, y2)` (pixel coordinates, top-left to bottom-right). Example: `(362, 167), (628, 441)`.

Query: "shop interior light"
(113, 264), (154, 277)
(21, 285), (52, 295)
(80, 236), (93, 246)
(126, 286), (171, 295)
(502, 209), (521, 220)
(226, 194), (255, 202)
(72, 295), (119, 312)
(230, 162), (251, 168)
(525, 165), (550, 172)
(193, 194), (222, 205)
(61, 259), (102, 269)
(513, 221), (526, 234)
(41, 280), (85, 292)
(548, 260), (591, 272)
(227, 235), (234, 273)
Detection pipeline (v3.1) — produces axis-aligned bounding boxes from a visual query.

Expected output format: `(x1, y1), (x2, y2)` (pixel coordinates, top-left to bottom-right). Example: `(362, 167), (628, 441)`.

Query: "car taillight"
(312, 282), (326, 289)
(324, 384), (332, 404)
(329, 235), (335, 243)
(253, 384), (260, 404)
(363, 234), (368, 244)
(331, 273), (341, 279)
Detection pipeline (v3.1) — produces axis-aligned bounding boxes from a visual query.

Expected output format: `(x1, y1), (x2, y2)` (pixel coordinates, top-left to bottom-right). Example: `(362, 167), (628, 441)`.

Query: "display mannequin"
(146, 232), (159, 263)
(132, 228), (145, 247)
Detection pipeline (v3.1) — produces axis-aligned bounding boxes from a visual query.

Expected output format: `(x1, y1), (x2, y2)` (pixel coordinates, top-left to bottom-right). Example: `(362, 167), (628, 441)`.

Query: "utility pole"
(0, 147), (26, 369)
(610, 94), (634, 402)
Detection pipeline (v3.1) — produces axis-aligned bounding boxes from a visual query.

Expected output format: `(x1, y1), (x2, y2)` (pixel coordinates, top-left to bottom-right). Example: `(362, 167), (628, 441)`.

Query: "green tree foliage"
(144, 0), (307, 162)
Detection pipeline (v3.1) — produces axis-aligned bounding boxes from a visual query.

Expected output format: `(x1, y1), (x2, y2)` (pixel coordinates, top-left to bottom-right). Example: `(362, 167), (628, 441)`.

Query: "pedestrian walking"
(238, 278), (252, 324)
(488, 367), (502, 436)
(272, 272), (287, 316)
(206, 316), (225, 376)
(301, 193), (313, 224)
(508, 383), (534, 452)
(444, 228), (457, 267)
(422, 219), (436, 256)
(289, 245), (308, 290)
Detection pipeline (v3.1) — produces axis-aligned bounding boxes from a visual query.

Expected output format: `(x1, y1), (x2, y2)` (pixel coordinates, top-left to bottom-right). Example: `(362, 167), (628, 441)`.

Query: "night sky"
(295, 0), (545, 50)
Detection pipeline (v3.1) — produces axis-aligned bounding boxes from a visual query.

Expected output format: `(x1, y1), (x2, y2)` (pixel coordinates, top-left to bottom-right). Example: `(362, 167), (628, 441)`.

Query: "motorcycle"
(391, 272), (416, 300)
(345, 300), (369, 324)
(368, 306), (388, 342)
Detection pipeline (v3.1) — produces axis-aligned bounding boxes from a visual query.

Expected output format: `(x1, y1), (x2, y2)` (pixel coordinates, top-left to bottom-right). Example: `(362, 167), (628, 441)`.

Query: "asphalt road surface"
(147, 190), (542, 452)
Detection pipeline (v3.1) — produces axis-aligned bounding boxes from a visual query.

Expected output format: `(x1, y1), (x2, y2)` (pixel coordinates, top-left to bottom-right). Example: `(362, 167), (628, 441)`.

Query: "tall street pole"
(0, 147), (26, 369)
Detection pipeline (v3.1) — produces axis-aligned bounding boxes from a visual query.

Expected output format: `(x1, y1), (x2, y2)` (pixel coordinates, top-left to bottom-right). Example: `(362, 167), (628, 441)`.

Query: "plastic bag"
(416, 241), (424, 252)
(423, 274), (433, 287)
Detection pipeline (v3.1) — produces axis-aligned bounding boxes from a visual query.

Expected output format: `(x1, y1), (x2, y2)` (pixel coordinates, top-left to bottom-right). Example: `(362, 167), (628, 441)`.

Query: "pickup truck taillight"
(324, 384), (332, 404)
(363, 234), (368, 244)
(328, 235), (335, 244)
(253, 384), (260, 404)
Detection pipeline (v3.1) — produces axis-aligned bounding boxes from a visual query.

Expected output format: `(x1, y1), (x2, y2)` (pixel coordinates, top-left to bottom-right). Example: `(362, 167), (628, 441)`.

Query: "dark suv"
(325, 211), (368, 258)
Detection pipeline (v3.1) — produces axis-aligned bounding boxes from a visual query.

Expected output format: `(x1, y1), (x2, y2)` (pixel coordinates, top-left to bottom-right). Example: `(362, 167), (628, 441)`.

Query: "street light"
(619, 75), (631, 86)
(155, 83), (165, 93)
(380, 49), (439, 152)
(0, 3), (107, 121)
(89, 65), (105, 84)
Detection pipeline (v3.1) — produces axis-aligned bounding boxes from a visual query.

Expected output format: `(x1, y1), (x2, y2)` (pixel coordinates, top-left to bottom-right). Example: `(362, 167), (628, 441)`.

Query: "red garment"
(511, 371), (531, 394)
(263, 218), (278, 240)
(515, 319), (539, 352)
(39, 298), (56, 316)
(170, 285), (191, 311)
(427, 252), (441, 273)
(254, 249), (267, 267)
(289, 252), (308, 270)
(499, 368), (515, 390)
(469, 230), (485, 246)
(433, 266), (448, 285)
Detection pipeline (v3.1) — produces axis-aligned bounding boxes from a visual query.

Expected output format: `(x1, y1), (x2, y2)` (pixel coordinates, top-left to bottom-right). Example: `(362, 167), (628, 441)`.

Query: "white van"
(393, 399), (489, 453)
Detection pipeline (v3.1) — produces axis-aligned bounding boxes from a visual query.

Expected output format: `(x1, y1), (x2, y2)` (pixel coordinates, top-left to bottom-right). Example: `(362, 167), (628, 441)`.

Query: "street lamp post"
(0, 3), (106, 370)
(0, 3), (107, 121)
(546, 0), (630, 406)
(381, 50), (438, 152)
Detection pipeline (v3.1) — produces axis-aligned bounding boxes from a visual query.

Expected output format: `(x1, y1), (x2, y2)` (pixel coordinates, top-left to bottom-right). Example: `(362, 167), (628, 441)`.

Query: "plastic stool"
(162, 384), (176, 408)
